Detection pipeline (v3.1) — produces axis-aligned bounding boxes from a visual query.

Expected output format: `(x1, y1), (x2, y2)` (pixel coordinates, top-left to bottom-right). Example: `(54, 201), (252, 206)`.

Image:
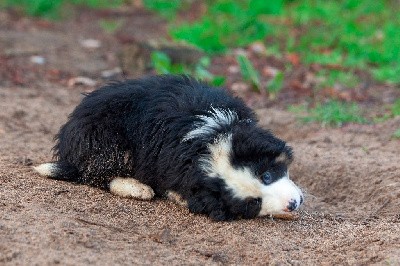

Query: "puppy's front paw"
(109, 177), (155, 200)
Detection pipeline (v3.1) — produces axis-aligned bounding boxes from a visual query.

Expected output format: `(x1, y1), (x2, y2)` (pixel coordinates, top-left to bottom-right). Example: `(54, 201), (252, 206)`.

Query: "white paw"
(109, 178), (155, 200)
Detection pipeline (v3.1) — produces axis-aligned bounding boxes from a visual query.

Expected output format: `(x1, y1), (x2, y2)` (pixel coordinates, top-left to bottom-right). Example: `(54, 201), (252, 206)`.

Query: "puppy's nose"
(287, 199), (298, 212)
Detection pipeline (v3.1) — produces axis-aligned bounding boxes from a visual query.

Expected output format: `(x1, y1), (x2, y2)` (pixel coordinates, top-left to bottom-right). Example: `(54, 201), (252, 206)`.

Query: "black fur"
(48, 75), (292, 221)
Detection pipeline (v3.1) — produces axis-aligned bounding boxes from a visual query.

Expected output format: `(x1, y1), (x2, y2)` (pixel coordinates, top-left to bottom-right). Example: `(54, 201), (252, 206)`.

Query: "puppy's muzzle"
(286, 195), (303, 212)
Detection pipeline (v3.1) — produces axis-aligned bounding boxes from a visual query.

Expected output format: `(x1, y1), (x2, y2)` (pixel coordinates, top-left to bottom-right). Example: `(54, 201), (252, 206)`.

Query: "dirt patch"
(1, 85), (399, 265)
(0, 9), (399, 265)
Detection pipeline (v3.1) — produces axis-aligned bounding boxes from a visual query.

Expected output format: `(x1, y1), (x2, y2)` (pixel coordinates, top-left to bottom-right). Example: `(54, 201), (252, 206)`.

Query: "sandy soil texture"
(0, 8), (399, 265)
(1, 85), (399, 265)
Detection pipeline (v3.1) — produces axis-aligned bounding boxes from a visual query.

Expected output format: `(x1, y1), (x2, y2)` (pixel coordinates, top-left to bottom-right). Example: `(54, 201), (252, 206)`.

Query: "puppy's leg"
(166, 191), (188, 207)
(109, 177), (154, 200)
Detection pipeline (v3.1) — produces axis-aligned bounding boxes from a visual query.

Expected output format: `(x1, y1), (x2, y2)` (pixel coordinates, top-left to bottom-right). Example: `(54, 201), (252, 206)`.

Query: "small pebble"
(228, 65), (240, 74)
(231, 82), (249, 92)
(30, 55), (46, 65)
(101, 67), (122, 79)
(249, 41), (266, 54)
(68, 76), (97, 87)
(263, 66), (279, 77)
(80, 39), (101, 49)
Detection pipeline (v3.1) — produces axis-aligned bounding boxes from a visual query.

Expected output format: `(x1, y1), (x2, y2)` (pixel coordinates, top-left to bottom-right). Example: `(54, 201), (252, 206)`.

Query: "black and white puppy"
(34, 75), (303, 221)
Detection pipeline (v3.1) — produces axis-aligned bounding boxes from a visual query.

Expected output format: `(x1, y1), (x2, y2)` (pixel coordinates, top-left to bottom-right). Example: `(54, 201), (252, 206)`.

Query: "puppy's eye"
(261, 172), (273, 185)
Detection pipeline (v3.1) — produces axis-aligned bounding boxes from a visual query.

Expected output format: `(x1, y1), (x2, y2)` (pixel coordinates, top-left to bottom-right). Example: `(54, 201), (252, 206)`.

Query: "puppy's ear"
(232, 125), (287, 159)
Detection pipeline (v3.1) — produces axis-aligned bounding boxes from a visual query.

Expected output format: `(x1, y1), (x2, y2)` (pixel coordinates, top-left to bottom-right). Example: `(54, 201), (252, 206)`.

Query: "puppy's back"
(41, 75), (256, 189)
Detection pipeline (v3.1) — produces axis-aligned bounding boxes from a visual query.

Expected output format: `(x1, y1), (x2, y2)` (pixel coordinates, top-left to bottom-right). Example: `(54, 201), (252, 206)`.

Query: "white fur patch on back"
(33, 163), (58, 177)
(201, 134), (263, 199)
(183, 107), (238, 141)
(109, 177), (155, 200)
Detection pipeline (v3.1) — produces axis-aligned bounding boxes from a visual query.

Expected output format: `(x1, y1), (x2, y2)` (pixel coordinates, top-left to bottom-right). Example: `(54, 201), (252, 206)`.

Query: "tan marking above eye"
(275, 152), (292, 165)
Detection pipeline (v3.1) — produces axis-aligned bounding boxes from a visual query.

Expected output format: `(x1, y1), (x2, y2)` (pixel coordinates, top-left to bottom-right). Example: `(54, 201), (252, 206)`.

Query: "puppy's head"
(203, 131), (303, 217)
(230, 124), (303, 217)
(186, 107), (303, 220)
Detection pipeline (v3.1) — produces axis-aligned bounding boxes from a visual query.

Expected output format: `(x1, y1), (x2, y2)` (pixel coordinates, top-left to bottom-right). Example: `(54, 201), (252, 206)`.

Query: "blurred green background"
(1, 0), (399, 129)
(2, 0), (400, 83)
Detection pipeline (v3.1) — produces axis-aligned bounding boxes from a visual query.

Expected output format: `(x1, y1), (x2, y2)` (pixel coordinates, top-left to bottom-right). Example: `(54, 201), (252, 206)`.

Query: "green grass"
(370, 98), (400, 123)
(274, 0), (400, 85)
(6, 0), (400, 87)
(391, 98), (400, 116)
(5, 0), (400, 86)
(142, 0), (187, 19)
(4, 0), (400, 117)
(151, 51), (225, 86)
(266, 71), (284, 100)
(1, 0), (124, 19)
(290, 100), (366, 126)
(236, 54), (284, 99)
(148, 0), (400, 86)
(170, 0), (284, 53)
(315, 69), (360, 90)
(1, 0), (64, 18)
(99, 18), (124, 34)
(236, 54), (262, 92)
(393, 128), (400, 139)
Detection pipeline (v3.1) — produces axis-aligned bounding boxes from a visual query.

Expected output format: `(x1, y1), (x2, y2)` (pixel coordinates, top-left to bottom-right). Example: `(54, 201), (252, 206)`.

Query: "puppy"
(34, 75), (303, 221)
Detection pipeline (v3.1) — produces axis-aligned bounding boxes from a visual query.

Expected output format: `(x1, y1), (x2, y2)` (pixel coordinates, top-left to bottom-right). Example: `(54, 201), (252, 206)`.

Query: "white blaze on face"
(202, 134), (303, 216)
(201, 134), (263, 199)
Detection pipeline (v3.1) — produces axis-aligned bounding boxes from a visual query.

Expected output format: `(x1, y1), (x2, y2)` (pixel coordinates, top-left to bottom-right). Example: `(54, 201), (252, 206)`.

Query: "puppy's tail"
(33, 161), (78, 181)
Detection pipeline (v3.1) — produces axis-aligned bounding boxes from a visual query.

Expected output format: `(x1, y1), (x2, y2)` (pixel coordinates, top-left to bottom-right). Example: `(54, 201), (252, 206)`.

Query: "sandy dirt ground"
(0, 8), (399, 265)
